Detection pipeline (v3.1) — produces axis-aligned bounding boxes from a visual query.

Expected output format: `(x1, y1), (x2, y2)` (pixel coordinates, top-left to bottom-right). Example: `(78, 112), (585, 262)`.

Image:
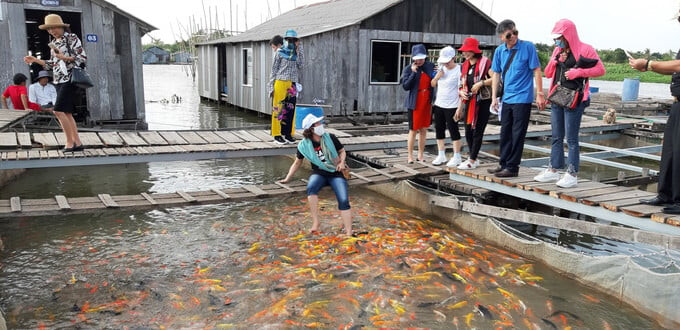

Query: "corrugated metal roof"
(199, 0), (402, 45)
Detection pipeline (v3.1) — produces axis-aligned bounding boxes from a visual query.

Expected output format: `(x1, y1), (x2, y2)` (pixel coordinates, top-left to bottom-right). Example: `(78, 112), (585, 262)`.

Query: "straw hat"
(39, 14), (70, 30)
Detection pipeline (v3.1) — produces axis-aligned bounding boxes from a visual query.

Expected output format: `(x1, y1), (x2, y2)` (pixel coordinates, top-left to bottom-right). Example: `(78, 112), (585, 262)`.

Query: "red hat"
(458, 37), (482, 54)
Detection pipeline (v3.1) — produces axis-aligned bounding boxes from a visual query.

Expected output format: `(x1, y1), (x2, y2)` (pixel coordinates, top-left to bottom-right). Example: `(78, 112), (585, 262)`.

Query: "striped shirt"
(43, 32), (88, 84)
(268, 43), (304, 94)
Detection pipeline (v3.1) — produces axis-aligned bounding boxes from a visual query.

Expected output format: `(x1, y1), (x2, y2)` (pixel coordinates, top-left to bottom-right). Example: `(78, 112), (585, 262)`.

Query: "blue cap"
(284, 29), (298, 38)
(411, 44), (427, 60)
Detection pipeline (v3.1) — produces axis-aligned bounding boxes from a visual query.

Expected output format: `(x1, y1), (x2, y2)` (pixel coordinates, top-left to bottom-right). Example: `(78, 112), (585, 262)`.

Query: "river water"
(0, 65), (666, 328)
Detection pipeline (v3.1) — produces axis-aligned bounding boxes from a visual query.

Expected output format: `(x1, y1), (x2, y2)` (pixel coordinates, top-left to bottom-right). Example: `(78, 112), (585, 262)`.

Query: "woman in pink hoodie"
(533, 19), (605, 188)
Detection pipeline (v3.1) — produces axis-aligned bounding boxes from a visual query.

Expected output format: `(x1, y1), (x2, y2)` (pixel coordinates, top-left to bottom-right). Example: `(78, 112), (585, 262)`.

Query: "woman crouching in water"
(279, 114), (352, 235)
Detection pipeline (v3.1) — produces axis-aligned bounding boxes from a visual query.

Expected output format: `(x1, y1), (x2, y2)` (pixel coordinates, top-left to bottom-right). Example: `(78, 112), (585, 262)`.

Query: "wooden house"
(142, 46), (170, 64)
(171, 51), (192, 64)
(196, 0), (499, 117)
(0, 0), (155, 125)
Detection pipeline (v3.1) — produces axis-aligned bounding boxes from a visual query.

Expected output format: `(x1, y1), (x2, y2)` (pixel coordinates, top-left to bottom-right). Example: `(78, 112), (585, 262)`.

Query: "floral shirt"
(268, 43), (304, 94)
(43, 32), (87, 84)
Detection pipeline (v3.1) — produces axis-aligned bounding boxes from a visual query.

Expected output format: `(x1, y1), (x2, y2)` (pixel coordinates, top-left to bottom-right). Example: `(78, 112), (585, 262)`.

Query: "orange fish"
(581, 293), (600, 303)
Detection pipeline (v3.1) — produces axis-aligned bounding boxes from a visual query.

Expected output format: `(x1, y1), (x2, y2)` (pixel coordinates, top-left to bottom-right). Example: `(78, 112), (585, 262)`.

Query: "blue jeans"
(499, 103), (532, 173)
(550, 102), (586, 173)
(306, 174), (351, 210)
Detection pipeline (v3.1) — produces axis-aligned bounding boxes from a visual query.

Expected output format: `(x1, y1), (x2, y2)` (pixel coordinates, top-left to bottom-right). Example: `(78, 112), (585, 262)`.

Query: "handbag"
(479, 85), (492, 100)
(64, 33), (94, 89)
(455, 101), (468, 122)
(70, 66), (94, 89)
(548, 83), (581, 109)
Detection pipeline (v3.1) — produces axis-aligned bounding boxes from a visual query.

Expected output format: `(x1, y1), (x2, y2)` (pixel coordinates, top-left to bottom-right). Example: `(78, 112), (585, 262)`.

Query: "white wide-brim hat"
(302, 114), (323, 130)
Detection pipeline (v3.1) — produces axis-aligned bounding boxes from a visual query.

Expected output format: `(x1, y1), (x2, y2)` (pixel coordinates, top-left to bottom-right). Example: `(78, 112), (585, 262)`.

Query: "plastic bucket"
(589, 86), (599, 94)
(294, 106), (324, 129)
(622, 78), (640, 101)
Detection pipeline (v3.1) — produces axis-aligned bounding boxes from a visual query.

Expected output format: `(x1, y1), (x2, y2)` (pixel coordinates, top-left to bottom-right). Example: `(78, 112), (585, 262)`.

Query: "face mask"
(313, 125), (325, 136)
(555, 40), (565, 49)
(284, 40), (296, 50)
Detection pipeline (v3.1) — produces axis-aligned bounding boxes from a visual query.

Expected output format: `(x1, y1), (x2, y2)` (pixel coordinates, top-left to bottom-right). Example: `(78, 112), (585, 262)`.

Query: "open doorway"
(25, 9), (88, 123)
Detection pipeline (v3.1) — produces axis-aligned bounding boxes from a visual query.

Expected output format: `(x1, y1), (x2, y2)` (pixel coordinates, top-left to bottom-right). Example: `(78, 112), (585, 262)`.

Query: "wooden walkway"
(0, 162), (444, 217)
(448, 164), (680, 234)
(0, 109), (32, 131)
(0, 119), (643, 170)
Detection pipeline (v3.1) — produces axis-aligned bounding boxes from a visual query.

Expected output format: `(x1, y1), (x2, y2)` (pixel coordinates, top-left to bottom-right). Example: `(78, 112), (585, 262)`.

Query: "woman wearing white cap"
(279, 114), (353, 236)
(24, 14), (86, 152)
(430, 46), (463, 167)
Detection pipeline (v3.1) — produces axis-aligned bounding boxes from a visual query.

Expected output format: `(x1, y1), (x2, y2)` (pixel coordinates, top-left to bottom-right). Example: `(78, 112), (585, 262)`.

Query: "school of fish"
(0, 192), (658, 329)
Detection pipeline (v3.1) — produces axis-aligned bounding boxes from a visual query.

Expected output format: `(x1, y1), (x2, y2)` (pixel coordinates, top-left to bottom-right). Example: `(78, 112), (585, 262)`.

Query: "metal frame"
(241, 47), (253, 87)
(448, 172), (680, 236)
(521, 145), (662, 168)
(369, 40), (402, 85)
(522, 144), (658, 176)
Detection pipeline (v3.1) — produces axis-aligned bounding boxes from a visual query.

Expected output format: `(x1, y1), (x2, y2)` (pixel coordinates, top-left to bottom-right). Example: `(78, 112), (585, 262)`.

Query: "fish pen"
(0, 144), (678, 328)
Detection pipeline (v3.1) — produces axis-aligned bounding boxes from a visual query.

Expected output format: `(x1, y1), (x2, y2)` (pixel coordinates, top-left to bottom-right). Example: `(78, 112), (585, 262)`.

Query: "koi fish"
(580, 293), (600, 303)
(475, 303), (494, 319)
(446, 301), (468, 309)
(465, 312), (475, 326)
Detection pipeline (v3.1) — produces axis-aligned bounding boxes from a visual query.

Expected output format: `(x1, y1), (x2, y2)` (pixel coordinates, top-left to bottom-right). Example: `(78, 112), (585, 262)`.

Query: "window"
(242, 48), (253, 86)
(370, 40), (401, 84)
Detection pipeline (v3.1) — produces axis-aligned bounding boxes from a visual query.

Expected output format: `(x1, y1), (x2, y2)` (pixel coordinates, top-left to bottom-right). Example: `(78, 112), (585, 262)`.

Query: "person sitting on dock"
(279, 114), (353, 236)
(489, 19), (546, 177)
(400, 44), (436, 164)
(457, 37), (493, 170)
(533, 19), (605, 188)
(630, 24), (680, 214)
(430, 46), (463, 167)
(28, 70), (57, 111)
(1, 73), (41, 111)
(268, 29), (304, 145)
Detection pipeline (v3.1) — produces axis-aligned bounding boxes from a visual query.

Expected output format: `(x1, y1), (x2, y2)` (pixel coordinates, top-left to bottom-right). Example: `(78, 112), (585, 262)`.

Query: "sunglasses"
(504, 30), (518, 40)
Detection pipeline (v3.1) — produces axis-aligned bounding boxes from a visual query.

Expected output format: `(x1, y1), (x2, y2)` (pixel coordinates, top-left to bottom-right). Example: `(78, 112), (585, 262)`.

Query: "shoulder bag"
(65, 34), (94, 89)
(547, 58), (585, 110)
(497, 48), (518, 99)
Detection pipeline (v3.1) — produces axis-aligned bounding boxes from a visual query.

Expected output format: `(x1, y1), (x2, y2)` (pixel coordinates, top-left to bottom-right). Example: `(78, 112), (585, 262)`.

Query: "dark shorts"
(54, 82), (77, 113)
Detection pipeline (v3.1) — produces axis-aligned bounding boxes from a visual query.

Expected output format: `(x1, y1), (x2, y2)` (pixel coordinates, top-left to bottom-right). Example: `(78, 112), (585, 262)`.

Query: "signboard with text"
(41, 0), (60, 7)
(86, 34), (98, 43)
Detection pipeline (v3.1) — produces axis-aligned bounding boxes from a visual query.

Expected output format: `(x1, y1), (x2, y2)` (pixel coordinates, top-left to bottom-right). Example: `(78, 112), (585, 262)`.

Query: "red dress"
(412, 72), (432, 130)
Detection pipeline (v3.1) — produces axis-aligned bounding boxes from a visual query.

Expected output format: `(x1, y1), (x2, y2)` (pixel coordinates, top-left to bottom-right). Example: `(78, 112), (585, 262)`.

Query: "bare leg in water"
(308, 195), (320, 232)
(340, 210), (352, 236)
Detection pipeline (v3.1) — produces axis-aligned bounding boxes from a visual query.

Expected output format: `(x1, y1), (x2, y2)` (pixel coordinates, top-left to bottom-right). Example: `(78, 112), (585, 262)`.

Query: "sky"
(107, 0), (680, 53)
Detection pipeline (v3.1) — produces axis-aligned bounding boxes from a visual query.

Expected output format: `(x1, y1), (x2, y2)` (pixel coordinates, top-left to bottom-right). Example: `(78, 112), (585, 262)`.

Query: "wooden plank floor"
(0, 119), (646, 168)
(0, 119), (643, 152)
(447, 163), (678, 227)
(0, 163), (443, 217)
(0, 109), (32, 131)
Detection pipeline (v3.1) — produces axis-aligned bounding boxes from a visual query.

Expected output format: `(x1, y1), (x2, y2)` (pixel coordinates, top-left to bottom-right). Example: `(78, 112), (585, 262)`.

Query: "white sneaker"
(534, 168), (560, 182)
(556, 172), (578, 188)
(457, 159), (478, 169)
(432, 154), (448, 166)
(446, 153), (462, 167)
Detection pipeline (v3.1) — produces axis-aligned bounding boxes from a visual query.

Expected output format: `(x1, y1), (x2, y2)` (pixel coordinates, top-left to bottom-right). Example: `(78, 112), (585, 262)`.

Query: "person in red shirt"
(1, 73), (40, 111)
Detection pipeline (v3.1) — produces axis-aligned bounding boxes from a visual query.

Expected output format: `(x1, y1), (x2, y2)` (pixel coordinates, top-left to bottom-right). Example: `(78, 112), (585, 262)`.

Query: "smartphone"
(624, 49), (633, 59)
(48, 42), (60, 54)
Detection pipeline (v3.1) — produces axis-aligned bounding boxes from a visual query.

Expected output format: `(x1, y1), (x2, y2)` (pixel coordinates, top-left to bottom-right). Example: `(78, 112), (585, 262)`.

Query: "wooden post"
(617, 171), (626, 181)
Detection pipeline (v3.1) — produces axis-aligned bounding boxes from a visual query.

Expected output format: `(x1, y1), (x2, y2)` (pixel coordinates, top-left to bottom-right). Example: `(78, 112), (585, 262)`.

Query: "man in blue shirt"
(490, 19), (546, 177)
